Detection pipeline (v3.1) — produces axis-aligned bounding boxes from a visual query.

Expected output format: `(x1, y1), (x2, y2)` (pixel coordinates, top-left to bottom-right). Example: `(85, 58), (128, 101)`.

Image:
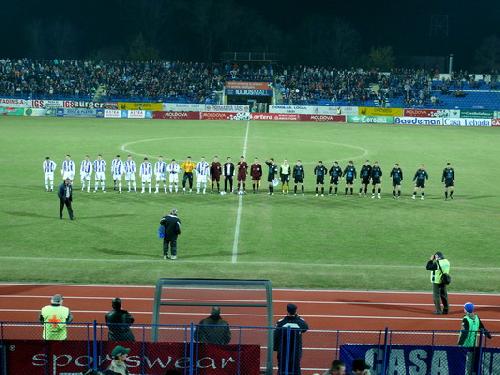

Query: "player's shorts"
(80, 173), (91, 181)
(212, 174), (221, 182)
(362, 177), (370, 185)
(251, 174), (261, 181)
(281, 175), (290, 183)
(169, 173), (179, 183)
(415, 180), (425, 188)
(45, 172), (54, 181)
(294, 177), (304, 184)
(197, 175), (208, 183)
(62, 172), (75, 181)
(95, 172), (106, 181)
(155, 173), (166, 181)
(113, 174), (123, 181)
(444, 180), (454, 188)
(141, 175), (152, 183)
(392, 179), (401, 187)
(316, 176), (325, 185)
(125, 172), (136, 181)
(330, 177), (339, 185)
(267, 175), (275, 183)
(238, 174), (247, 182)
(345, 178), (354, 185)
(372, 178), (381, 185)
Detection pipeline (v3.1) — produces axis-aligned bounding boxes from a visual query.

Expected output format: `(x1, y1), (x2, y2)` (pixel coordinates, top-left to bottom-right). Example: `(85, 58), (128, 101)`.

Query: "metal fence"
(0, 321), (497, 375)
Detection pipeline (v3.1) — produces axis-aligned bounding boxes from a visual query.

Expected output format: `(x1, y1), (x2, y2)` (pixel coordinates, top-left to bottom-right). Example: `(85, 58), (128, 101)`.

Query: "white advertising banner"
(394, 117), (491, 127)
(31, 99), (65, 108)
(104, 109), (122, 118)
(127, 110), (146, 119)
(162, 103), (205, 112)
(0, 98), (30, 107)
(269, 105), (358, 116)
(204, 104), (250, 112)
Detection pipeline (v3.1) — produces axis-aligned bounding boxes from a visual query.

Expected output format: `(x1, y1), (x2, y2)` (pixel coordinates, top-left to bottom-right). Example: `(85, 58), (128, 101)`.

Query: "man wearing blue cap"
(274, 303), (309, 375)
(425, 251), (450, 314)
(458, 302), (492, 347)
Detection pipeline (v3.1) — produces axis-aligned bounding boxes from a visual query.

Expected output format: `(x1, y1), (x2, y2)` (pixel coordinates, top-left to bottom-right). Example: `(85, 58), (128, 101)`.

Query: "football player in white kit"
(140, 157), (153, 193)
(154, 156), (167, 194)
(195, 156), (210, 194)
(166, 158), (180, 193)
(61, 155), (75, 181)
(93, 154), (107, 193)
(124, 155), (137, 192)
(111, 155), (124, 192)
(43, 156), (57, 192)
(80, 155), (93, 192)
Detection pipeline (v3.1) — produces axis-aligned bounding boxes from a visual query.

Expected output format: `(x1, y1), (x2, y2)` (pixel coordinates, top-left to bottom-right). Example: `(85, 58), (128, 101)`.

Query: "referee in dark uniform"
(58, 178), (74, 220)
(160, 208), (181, 260)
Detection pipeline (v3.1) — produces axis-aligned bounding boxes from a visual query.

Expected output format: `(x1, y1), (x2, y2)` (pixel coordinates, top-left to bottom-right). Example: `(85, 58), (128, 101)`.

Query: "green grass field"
(1, 116), (499, 292)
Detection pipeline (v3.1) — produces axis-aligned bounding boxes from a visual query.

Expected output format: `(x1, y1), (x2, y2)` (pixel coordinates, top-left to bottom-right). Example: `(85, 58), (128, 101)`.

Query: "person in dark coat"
(160, 208), (182, 260)
(274, 303), (309, 375)
(195, 306), (231, 345)
(58, 178), (74, 220)
(104, 298), (135, 342)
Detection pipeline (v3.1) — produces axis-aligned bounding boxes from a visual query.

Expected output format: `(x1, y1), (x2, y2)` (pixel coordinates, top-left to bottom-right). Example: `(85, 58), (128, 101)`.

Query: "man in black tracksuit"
(274, 303), (309, 375)
(105, 298), (135, 342)
(195, 306), (231, 345)
(160, 208), (181, 260)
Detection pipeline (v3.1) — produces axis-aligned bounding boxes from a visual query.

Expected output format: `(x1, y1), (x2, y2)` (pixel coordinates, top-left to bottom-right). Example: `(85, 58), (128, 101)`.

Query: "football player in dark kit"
(292, 160), (305, 195)
(274, 303), (309, 375)
(314, 161), (328, 196)
(223, 157), (235, 193)
(210, 156), (222, 193)
(265, 159), (278, 195)
(250, 157), (262, 193)
(329, 161), (342, 195)
(390, 163), (403, 199)
(237, 156), (248, 194)
(359, 160), (372, 196)
(442, 162), (455, 200)
(343, 161), (357, 195)
(412, 164), (429, 200)
(371, 161), (382, 199)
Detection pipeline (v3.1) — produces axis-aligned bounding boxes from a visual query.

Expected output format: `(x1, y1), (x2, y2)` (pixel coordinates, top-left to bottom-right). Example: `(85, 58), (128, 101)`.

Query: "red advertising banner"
(153, 111), (201, 120)
(492, 119), (500, 127)
(403, 109), (439, 118)
(200, 112), (238, 120)
(6, 340), (260, 375)
(224, 81), (272, 90)
(251, 113), (301, 121)
(300, 114), (346, 122)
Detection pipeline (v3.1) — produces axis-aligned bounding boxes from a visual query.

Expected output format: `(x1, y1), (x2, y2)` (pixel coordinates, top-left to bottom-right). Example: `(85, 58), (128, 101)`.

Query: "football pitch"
(1, 117), (499, 292)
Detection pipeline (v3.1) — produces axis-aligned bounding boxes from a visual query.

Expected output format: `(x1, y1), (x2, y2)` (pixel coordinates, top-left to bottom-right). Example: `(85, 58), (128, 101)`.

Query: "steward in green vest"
(425, 251), (450, 314)
(458, 302), (492, 347)
(39, 294), (73, 340)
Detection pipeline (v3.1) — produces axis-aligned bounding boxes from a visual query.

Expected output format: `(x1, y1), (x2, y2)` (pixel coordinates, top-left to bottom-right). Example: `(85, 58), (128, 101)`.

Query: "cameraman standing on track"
(426, 251), (451, 315)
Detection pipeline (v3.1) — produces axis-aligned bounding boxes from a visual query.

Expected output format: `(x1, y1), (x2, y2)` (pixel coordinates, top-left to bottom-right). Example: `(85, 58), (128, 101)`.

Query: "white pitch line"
(231, 121), (250, 264)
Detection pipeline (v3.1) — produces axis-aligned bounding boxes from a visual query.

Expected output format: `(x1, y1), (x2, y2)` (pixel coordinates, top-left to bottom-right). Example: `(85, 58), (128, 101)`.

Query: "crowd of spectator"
(0, 58), (497, 106)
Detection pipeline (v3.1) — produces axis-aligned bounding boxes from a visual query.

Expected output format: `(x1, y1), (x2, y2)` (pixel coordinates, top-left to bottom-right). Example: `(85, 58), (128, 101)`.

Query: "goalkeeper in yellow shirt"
(181, 156), (196, 193)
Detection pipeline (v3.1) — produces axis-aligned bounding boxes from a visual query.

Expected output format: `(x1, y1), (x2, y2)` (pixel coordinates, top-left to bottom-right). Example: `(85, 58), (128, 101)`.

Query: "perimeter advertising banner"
(118, 102), (163, 111)
(251, 113), (301, 121)
(0, 106), (25, 116)
(394, 117), (491, 126)
(403, 109), (460, 118)
(347, 115), (394, 124)
(300, 114), (346, 122)
(339, 344), (500, 375)
(31, 99), (65, 108)
(460, 109), (494, 119)
(359, 107), (404, 117)
(225, 81), (273, 96)
(56, 108), (104, 118)
(153, 111), (200, 120)
(5, 340), (261, 375)
(492, 119), (500, 127)
(163, 103), (206, 112)
(205, 104), (250, 112)
(0, 98), (30, 108)
(269, 105), (358, 116)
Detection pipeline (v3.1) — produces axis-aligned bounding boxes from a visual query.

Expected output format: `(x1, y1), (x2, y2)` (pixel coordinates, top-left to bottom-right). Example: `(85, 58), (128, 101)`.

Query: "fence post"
(189, 322), (195, 375)
(92, 320), (98, 371)
(381, 327), (390, 375)
(477, 330), (484, 375)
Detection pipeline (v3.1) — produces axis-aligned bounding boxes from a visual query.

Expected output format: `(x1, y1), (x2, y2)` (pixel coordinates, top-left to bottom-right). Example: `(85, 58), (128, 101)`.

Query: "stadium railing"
(0, 322), (498, 375)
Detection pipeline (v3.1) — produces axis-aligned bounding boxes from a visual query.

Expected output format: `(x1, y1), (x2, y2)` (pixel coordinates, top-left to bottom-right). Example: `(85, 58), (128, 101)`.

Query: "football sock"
(450, 191), (453, 197)
(321, 187), (324, 194)
(445, 191), (448, 198)
(350, 188), (353, 195)
(378, 188), (381, 194)
(329, 186), (333, 194)
(398, 190), (401, 196)
(294, 185), (297, 194)
(334, 186), (337, 194)
(345, 187), (348, 195)
(301, 186), (304, 193)
(393, 190), (396, 196)
(316, 187), (319, 194)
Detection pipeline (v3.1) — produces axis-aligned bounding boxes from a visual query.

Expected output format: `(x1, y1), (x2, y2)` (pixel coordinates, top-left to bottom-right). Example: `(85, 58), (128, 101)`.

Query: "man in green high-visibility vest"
(39, 294), (73, 340)
(425, 251), (450, 315)
(458, 302), (492, 347)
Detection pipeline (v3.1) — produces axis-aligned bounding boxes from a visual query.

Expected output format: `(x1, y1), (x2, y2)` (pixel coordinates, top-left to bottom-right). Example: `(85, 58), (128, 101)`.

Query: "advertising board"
(163, 103), (205, 112)
(0, 98), (30, 107)
(251, 113), (301, 121)
(492, 119), (500, 127)
(394, 117), (491, 126)
(204, 104), (250, 112)
(104, 109), (124, 118)
(31, 99), (65, 108)
(347, 115), (394, 124)
(118, 102), (163, 111)
(459, 109), (494, 119)
(300, 114), (346, 122)
(0, 106), (25, 116)
(359, 107), (404, 117)
(200, 112), (250, 120)
(152, 111), (200, 120)
(269, 105), (358, 116)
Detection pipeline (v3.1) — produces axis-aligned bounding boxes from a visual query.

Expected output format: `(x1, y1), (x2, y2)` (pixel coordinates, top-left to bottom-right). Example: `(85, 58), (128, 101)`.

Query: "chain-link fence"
(0, 322), (498, 374)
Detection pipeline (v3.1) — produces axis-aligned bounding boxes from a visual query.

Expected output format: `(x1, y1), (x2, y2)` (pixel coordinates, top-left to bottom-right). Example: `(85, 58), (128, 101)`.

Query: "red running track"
(0, 284), (499, 373)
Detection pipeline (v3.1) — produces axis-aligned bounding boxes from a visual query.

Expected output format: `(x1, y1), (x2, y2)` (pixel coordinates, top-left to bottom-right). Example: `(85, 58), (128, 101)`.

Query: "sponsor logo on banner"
(163, 103), (205, 112)
(404, 108), (442, 118)
(61, 108), (98, 117)
(104, 109), (122, 118)
(270, 105), (353, 115)
(225, 89), (273, 96)
(6, 340), (260, 375)
(128, 110), (146, 119)
(31, 99), (64, 108)
(394, 117), (491, 126)
(201, 112), (250, 120)
(153, 111), (200, 120)
(0, 98), (30, 107)
(300, 114), (346, 122)
(442, 118), (491, 126)
(492, 118), (500, 127)
(225, 81), (272, 90)
(118, 102), (163, 111)
(204, 104), (250, 112)
(63, 101), (117, 109)
(251, 113), (301, 121)
(347, 115), (394, 124)
(459, 109), (494, 119)
(0, 106), (25, 116)
(359, 107), (404, 117)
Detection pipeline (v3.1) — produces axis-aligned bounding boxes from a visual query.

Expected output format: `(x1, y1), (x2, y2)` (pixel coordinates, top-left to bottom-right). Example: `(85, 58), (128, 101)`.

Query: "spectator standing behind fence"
(195, 306), (231, 345)
(105, 298), (135, 342)
(458, 302), (492, 347)
(322, 359), (346, 375)
(106, 345), (131, 375)
(425, 251), (450, 315)
(274, 303), (309, 375)
(39, 294), (73, 340)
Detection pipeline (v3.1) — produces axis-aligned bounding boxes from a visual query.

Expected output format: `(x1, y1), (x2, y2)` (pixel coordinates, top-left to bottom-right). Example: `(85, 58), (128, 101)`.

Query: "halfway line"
(232, 121), (250, 264)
